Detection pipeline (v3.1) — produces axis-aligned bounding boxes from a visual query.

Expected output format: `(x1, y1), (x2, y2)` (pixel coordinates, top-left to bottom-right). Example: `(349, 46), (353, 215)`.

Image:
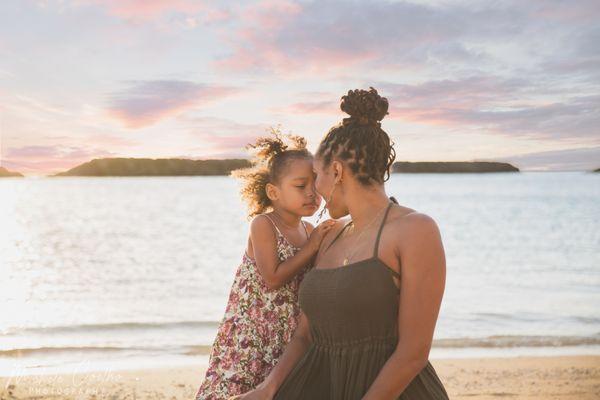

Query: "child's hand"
(307, 219), (336, 253)
(231, 388), (273, 400)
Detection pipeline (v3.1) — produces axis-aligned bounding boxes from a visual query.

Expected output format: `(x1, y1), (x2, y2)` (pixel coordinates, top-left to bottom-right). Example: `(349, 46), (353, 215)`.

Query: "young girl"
(194, 129), (335, 400)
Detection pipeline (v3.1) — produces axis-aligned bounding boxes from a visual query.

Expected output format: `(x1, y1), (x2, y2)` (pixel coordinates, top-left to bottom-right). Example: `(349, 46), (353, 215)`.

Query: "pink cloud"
(4, 145), (116, 175)
(214, 7), (377, 74)
(272, 77), (600, 142)
(187, 133), (259, 159)
(533, 0), (600, 23)
(181, 116), (267, 135)
(202, 7), (232, 24)
(77, 0), (207, 20)
(87, 134), (139, 147)
(243, 0), (301, 30)
(216, 1), (375, 73)
(274, 76), (525, 118)
(214, 0), (515, 75)
(106, 80), (239, 128)
(384, 76), (528, 110)
(381, 78), (600, 141)
(182, 116), (272, 157)
(271, 100), (338, 116)
(201, 133), (260, 149)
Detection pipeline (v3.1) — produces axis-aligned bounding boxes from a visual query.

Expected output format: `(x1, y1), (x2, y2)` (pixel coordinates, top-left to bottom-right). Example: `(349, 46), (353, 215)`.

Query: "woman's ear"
(332, 160), (344, 183)
(265, 182), (278, 201)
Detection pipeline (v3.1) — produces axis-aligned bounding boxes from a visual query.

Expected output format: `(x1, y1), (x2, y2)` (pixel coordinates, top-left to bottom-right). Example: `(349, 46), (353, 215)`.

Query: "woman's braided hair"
(231, 126), (311, 218)
(316, 87), (395, 185)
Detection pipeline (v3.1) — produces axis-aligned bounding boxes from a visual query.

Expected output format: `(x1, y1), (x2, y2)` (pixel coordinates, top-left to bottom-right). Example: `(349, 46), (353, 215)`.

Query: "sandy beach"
(1, 355), (598, 399)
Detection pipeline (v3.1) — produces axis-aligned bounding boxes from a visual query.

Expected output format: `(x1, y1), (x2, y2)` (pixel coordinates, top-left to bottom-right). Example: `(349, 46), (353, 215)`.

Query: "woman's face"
(313, 156), (348, 219)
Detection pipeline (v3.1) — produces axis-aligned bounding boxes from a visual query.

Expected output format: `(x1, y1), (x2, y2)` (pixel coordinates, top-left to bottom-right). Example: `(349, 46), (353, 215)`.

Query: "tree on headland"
(0, 166), (23, 177)
(392, 161), (519, 173)
(51, 157), (252, 177)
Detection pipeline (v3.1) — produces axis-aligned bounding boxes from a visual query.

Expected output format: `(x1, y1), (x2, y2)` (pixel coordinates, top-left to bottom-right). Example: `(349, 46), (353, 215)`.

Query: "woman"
(237, 87), (449, 399)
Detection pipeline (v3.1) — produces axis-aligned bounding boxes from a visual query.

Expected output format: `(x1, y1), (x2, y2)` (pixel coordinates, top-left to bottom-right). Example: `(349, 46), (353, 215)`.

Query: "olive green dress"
(273, 200), (449, 399)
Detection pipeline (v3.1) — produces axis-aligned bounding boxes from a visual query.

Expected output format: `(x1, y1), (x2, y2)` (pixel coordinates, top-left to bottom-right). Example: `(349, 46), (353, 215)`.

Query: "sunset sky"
(1, 0), (598, 175)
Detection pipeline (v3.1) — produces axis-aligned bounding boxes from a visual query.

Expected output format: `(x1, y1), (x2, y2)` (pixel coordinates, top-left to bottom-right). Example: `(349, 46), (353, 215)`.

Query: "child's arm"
(236, 311), (312, 400)
(250, 216), (335, 290)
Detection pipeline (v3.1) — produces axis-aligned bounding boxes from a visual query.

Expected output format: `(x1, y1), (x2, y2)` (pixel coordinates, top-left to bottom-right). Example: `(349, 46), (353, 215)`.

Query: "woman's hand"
(307, 218), (336, 253)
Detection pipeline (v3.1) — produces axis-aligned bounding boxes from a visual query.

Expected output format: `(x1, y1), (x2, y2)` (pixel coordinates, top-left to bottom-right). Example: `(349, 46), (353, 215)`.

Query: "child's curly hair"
(231, 126), (312, 218)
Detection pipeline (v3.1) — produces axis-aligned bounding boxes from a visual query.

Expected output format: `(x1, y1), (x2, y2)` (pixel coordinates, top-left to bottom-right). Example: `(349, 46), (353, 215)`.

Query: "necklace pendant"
(343, 258), (349, 265)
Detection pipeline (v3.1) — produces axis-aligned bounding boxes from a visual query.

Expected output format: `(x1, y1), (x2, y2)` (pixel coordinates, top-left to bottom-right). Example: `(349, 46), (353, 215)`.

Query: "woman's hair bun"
(340, 87), (389, 126)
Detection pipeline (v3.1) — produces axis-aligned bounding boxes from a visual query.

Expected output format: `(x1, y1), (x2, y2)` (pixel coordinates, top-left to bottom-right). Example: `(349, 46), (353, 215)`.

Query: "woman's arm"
(250, 216), (334, 290)
(237, 311), (313, 399)
(362, 213), (446, 400)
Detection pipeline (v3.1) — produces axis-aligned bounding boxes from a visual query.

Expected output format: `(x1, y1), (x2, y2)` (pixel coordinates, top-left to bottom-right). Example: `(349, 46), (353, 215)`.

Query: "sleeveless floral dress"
(195, 215), (310, 400)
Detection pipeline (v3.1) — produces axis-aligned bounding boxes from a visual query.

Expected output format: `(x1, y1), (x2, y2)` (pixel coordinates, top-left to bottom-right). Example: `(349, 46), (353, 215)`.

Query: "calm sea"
(1, 172), (599, 375)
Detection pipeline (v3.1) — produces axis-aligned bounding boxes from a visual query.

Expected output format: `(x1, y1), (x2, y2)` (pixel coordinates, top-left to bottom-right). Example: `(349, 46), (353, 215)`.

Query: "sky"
(0, 0), (599, 175)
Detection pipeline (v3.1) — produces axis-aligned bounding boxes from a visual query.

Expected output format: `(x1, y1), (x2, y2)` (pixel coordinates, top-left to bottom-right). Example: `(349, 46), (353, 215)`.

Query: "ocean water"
(0, 172), (599, 375)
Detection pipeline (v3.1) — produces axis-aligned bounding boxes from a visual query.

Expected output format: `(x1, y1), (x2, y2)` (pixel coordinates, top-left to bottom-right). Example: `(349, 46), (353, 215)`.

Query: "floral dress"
(195, 215), (310, 400)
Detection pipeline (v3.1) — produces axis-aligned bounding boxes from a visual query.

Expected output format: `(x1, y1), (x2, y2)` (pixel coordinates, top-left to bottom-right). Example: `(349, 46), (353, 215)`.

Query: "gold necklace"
(341, 203), (388, 265)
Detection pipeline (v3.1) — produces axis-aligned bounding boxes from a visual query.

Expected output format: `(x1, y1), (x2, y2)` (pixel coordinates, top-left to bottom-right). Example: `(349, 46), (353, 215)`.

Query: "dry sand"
(1, 355), (598, 399)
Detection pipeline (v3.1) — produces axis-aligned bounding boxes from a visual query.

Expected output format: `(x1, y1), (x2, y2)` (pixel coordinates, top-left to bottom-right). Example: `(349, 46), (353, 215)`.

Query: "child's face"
(277, 158), (321, 216)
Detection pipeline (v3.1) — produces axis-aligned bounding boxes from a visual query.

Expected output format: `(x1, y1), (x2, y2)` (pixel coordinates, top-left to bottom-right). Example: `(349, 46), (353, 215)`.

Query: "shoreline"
(2, 344), (600, 378)
(1, 355), (598, 399)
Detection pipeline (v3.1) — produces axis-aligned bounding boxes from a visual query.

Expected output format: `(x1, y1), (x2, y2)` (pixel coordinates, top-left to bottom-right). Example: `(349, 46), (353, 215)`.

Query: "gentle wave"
(0, 344), (215, 357)
(1, 320), (221, 335)
(183, 345), (215, 356)
(470, 313), (600, 324)
(433, 334), (600, 348)
(2, 335), (599, 358)
(0, 346), (144, 357)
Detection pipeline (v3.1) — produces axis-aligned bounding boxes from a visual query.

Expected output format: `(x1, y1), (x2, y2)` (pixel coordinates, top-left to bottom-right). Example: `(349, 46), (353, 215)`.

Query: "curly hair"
(316, 87), (396, 185)
(231, 126), (312, 218)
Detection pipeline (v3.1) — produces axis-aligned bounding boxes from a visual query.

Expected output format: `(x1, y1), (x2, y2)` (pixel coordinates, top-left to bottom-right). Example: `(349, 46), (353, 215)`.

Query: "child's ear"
(265, 182), (278, 201)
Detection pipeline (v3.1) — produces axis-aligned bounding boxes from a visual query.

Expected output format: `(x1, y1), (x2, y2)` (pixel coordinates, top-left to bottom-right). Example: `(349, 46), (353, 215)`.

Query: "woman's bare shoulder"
(387, 204), (435, 226)
(387, 207), (442, 251)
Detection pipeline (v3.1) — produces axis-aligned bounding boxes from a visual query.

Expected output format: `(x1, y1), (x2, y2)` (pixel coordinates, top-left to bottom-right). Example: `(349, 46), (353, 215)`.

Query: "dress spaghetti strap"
(373, 201), (401, 279)
(263, 214), (283, 236)
(373, 202), (393, 258)
(264, 214), (310, 247)
(323, 219), (353, 252)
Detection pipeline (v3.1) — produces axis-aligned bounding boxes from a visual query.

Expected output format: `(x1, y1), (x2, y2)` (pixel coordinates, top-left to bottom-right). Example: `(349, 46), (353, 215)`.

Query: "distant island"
(392, 161), (519, 173)
(52, 158), (252, 177)
(51, 158), (520, 177)
(0, 166), (24, 177)
(593, 168), (600, 172)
